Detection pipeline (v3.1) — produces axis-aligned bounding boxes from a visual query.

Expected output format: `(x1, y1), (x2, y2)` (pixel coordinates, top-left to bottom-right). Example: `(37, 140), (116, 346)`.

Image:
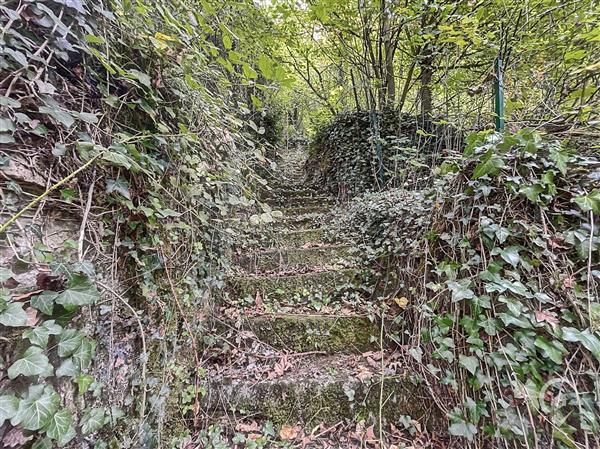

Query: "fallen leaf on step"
(365, 424), (377, 443)
(235, 421), (259, 432)
(280, 424), (301, 440)
(365, 356), (379, 369)
(393, 296), (409, 309)
(255, 291), (263, 307)
(269, 355), (291, 379)
(356, 366), (373, 382)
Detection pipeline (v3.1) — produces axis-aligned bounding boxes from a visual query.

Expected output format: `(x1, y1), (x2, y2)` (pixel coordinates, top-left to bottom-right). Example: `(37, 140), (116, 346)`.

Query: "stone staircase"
(203, 146), (440, 438)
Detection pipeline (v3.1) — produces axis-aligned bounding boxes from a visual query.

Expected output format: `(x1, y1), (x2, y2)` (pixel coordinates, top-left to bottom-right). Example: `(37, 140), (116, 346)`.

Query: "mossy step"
(262, 188), (323, 199)
(281, 205), (331, 217)
(237, 314), (383, 353)
(266, 195), (332, 208)
(205, 355), (443, 428)
(272, 213), (324, 230)
(230, 268), (358, 299)
(267, 228), (325, 247)
(237, 245), (353, 272)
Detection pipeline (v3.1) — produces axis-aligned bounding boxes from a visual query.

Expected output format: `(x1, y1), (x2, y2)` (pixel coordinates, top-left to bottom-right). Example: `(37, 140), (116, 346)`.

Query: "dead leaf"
(12, 289), (43, 301)
(365, 356), (379, 369)
(563, 277), (574, 289)
(255, 291), (263, 307)
(2, 427), (33, 447)
(36, 272), (63, 290)
(356, 366), (373, 382)
(535, 310), (559, 325)
(25, 307), (38, 326)
(235, 421), (259, 433)
(280, 424), (301, 440)
(393, 296), (409, 309)
(268, 355), (291, 379)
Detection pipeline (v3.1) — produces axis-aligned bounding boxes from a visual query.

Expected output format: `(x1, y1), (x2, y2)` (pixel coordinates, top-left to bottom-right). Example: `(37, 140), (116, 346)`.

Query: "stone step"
(233, 314), (384, 353)
(265, 195), (332, 208)
(205, 355), (442, 428)
(267, 228), (325, 247)
(230, 268), (358, 300)
(272, 212), (324, 230)
(281, 205), (331, 217)
(237, 245), (353, 273)
(262, 187), (323, 199)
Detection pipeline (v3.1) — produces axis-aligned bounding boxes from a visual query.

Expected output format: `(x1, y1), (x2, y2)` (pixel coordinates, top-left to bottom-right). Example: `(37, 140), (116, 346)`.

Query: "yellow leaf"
(394, 296), (409, 309)
(154, 32), (177, 42)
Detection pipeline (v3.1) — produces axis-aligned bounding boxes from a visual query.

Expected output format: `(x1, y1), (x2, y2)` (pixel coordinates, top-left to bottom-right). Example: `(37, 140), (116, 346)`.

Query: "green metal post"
(494, 57), (505, 132)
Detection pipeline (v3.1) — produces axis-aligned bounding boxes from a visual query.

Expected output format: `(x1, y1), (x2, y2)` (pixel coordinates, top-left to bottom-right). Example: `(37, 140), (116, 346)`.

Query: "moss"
(231, 268), (358, 299)
(206, 372), (445, 429)
(271, 229), (324, 247)
(237, 245), (353, 272)
(247, 314), (381, 353)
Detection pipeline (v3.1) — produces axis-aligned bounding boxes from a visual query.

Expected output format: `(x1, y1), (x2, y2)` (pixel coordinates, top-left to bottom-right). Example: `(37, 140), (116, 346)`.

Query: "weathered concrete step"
(230, 268), (358, 300)
(237, 314), (383, 353)
(281, 205), (331, 217)
(267, 228), (325, 247)
(205, 355), (442, 428)
(237, 245), (353, 272)
(272, 212), (324, 230)
(262, 187), (323, 200)
(265, 195), (332, 208)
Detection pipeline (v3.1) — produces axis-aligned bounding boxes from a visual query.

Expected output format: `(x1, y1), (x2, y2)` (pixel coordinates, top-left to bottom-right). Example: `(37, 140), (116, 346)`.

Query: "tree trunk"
(419, 45), (433, 127)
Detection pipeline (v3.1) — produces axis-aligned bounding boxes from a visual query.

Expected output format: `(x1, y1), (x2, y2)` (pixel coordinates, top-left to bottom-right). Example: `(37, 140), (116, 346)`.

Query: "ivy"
(326, 130), (600, 446)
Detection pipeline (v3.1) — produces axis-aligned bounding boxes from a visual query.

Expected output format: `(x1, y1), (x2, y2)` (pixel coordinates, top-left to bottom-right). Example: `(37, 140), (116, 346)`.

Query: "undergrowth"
(0, 0), (284, 447)
(326, 129), (600, 448)
(306, 109), (461, 198)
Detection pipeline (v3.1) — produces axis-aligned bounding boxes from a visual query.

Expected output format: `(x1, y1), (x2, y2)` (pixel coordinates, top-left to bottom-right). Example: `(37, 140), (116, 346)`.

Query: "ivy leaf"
(0, 302), (28, 327)
(449, 420), (477, 441)
(562, 327), (600, 362)
(106, 177), (131, 199)
(56, 275), (100, 308)
(58, 329), (84, 357)
(102, 150), (133, 170)
(459, 354), (479, 375)
(75, 374), (94, 394)
(534, 336), (566, 364)
(0, 267), (15, 282)
(549, 147), (569, 175)
(447, 279), (474, 302)
(472, 150), (505, 179)
(500, 246), (521, 267)
(573, 190), (600, 214)
(44, 408), (75, 445)
(80, 407), (107, 435)
(30, 292), (58, 315)
(11, 386), (59, 431)
(56, 358), (79, 378)
(32, 439), (53, 449)
(24, 321), (63, 347)
(0, 394), (19, 426)
(38, 106), (75, 129)
(126, 69), (152, 87)
(72, 337), (96, 370)
(8, 346), (53, 379)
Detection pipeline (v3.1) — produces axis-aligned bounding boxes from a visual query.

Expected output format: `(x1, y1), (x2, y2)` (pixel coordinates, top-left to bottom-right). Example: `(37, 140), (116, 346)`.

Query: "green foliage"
(327, 130), (600, 447)
(307, 110), (455, 197)
(1, 0), (286, 446)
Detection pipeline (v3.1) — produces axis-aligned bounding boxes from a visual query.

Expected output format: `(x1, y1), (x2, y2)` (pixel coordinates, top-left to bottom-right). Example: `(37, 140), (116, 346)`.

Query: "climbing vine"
(1, 0), (287, 446)
(326, 129), (599, 447)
